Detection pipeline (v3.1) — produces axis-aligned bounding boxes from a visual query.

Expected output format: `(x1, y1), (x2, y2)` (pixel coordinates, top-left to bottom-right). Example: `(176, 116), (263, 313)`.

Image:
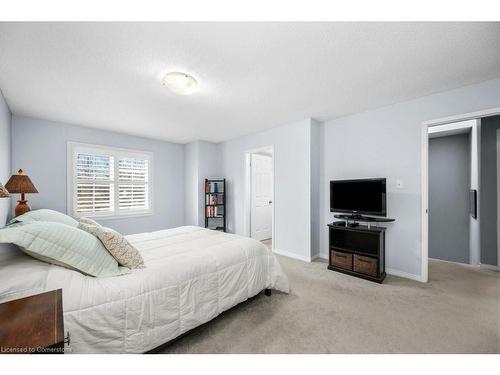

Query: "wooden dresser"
(0, 289), (65, 354)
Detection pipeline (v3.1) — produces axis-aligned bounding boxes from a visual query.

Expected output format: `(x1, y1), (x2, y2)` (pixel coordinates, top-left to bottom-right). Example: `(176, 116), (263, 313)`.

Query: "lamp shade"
(0, 183), (9, 198)
(5, 169), (38, 194)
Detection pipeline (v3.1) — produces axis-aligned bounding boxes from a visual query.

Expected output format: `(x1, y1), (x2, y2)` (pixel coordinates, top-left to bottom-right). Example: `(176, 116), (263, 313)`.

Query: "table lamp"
(5, 169), (38, 217)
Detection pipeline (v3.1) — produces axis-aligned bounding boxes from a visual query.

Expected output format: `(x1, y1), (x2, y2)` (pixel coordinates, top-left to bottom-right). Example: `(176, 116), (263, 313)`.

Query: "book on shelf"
(205, 180), (225, 194)
(205, 194), (224, 205)
(205, 206), (225, 218)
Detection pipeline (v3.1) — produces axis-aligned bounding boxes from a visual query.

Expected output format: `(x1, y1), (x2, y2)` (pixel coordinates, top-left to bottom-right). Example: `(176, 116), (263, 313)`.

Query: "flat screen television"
(330, 178), (386, 216)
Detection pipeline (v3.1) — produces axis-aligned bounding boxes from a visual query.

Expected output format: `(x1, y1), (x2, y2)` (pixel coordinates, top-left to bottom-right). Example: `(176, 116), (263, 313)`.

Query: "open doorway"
(422, 109), (500, 282)
(245, 146), (274, 250)
(422, 119), (481, 281)
(428, 128), (475, 264)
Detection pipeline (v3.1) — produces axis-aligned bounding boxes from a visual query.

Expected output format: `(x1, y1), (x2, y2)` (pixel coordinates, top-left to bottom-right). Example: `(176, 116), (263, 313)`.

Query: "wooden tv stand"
(327, 222), (386, 283)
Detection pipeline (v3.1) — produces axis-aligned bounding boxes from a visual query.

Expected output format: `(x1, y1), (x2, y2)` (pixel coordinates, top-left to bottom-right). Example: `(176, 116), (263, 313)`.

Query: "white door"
(251, 153), (273, 240)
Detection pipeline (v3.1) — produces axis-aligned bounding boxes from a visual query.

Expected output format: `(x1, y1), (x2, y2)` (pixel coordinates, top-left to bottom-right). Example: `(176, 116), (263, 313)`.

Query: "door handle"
(268, 200), (273, 204)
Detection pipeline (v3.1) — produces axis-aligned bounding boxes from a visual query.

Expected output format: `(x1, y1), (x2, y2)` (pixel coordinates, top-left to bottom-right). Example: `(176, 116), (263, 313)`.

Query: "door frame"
(428, 123), (478, 266)
(244, 145), (275, 249)
(421, 106), (500, 282)
(497, 129), (500, 266)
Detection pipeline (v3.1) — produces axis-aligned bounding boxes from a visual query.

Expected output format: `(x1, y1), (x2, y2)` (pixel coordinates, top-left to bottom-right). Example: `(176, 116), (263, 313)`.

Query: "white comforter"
(0, 226), (289, 353)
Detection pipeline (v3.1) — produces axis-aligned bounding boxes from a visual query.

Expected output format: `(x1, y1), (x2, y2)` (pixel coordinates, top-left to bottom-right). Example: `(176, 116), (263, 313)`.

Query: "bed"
(0, 226), (289, 353)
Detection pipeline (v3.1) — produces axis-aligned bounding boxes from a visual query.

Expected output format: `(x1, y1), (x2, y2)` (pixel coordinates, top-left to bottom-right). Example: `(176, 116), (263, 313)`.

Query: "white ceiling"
(1, 22), (500, 144)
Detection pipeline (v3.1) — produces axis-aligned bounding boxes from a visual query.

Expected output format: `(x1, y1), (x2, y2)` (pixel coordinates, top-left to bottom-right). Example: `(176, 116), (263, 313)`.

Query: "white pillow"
(0, 221), (129, 277)
(9, 209), (78, 227)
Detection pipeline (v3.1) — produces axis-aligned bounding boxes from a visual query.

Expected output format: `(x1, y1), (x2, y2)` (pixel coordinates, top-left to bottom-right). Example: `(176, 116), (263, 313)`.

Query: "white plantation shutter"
(75, 153), (114, 214)
(69, 143), (152, 218)
(118, 158), (149, 211)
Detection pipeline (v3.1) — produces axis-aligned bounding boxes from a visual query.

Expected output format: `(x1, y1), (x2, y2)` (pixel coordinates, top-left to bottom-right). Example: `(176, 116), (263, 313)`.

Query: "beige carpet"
(160, 255), (500, 354)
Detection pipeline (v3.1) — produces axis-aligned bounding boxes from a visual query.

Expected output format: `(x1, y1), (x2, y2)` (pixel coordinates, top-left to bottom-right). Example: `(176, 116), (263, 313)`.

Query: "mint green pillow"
(8, 209), (78, 227)
(0, 221), (129, 277)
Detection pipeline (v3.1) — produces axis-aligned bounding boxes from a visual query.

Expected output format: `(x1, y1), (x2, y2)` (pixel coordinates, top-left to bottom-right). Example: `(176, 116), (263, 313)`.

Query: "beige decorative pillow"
(79, 223), (144, 269)
(79, 217), (102, 227)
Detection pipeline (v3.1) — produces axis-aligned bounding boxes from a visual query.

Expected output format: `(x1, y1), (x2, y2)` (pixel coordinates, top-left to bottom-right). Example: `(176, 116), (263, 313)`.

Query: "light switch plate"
(396, 179), (403, 189)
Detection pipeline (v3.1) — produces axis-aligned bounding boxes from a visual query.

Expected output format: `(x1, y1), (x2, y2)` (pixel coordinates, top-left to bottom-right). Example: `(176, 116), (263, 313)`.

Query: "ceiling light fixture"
(162, 72), (199, 95)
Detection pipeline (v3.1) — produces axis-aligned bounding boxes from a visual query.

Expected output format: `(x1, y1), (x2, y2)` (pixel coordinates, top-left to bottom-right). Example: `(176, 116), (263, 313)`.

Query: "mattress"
(0, 226), (289, 353)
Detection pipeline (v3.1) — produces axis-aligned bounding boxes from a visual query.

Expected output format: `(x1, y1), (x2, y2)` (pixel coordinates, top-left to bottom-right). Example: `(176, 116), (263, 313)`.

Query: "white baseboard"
(311, 252), (325, 261)
(273, 248), (312, 262)
(318, 252), (328, 260)
(428, 258), (499, 272)
(429, 257), (477, 268)
(386, 268), (423, 282)
(479, 263), (499, 271)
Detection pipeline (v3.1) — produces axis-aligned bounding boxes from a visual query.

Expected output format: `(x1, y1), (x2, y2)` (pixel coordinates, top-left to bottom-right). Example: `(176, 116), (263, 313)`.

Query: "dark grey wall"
(429, 133), (470, 264)
(480, 115), (500, 266)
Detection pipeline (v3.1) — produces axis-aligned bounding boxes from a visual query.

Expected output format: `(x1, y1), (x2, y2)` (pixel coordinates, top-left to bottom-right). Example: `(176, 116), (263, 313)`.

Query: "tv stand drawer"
(330, 250), (353, 270)
(353, 255), (378, 277)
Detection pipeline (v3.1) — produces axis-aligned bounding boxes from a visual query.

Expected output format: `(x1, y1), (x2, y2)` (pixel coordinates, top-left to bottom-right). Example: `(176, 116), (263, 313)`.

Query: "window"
(68, 142), (153, 218)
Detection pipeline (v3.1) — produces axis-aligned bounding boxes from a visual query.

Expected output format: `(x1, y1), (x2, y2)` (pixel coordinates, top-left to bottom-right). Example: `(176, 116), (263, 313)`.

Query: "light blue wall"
(11, 115), (185, 235)
(310, 119), (321, 257)
(0, 89), (11, 228)
(218, 119), (316, 260)
(184, 142), (199, 226)
(320, 78), (500, 278)
(0, 89), (13, 255)
(184, 140), (220, 227)
(197, 141), (220, 226)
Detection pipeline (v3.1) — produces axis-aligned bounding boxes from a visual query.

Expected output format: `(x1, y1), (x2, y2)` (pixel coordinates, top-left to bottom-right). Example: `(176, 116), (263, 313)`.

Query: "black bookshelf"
(205, 178), (226, 232)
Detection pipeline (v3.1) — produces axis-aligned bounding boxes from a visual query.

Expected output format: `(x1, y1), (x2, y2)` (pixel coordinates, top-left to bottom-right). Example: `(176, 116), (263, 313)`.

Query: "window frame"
(67, 142), (154, 219)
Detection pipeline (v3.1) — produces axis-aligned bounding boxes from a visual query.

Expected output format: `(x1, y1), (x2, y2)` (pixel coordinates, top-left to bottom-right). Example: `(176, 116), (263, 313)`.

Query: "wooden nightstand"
(0, 289), (66, 354)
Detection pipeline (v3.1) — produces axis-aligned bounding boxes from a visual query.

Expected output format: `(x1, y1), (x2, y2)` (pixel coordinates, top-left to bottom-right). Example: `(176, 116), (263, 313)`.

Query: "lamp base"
(15, 200), (31, 217)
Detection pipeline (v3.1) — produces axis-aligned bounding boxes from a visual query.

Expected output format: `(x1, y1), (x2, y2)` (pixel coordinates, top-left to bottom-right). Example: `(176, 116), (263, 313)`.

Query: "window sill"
(73, 212), (154, 221)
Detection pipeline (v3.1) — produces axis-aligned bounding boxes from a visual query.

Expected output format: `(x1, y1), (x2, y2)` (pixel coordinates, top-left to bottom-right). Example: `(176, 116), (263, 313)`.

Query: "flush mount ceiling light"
(162, 72), (199, 95)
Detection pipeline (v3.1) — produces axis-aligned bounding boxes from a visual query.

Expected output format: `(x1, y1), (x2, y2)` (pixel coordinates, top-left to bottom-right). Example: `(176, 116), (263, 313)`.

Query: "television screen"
(330, 178), (386, 216)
